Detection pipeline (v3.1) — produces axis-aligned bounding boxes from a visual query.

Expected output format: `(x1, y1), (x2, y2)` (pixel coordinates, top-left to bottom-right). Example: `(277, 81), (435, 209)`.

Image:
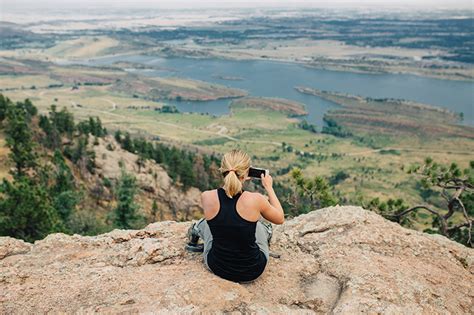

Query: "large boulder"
(0, 206), (472, 313)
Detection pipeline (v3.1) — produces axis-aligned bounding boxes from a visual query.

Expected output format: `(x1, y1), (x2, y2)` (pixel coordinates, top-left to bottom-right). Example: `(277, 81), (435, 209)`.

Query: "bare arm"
(259, 173), (285, 224)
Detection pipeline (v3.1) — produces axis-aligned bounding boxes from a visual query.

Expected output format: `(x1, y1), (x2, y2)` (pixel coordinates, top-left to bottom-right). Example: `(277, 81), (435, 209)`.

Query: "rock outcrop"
(1, 206), (473, 314)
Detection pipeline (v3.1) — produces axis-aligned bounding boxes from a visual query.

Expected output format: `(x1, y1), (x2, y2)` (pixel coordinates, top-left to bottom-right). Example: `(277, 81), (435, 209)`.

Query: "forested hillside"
(0, 94), (223, 241)
(0, 94), (472, 247)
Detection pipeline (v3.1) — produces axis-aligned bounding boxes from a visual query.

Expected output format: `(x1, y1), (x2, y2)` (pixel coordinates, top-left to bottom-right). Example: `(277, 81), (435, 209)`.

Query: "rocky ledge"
(0, 206), (473, 314)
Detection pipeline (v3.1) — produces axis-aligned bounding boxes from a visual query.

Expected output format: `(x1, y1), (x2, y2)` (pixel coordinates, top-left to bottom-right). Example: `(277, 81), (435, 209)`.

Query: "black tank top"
(206, 188), (267, 282)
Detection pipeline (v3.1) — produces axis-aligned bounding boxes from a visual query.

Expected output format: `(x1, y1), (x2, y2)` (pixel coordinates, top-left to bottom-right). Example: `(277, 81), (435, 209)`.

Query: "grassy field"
(230, 97), (307, 116)
(0, 74), (62, 90)
(44, 36), (121, 59)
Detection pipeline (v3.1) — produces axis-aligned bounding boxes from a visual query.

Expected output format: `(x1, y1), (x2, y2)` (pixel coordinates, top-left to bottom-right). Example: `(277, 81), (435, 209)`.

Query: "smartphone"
(248, 167), (269, 178)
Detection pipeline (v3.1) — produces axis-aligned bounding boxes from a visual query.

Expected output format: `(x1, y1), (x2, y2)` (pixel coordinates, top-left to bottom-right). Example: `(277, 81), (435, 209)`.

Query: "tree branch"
(444, 187), (465, 220)
(454, 197), (473, 246)
(391, 205), (442, 218)
(447, 220), (474, 232)
(385, 205), (447, 235)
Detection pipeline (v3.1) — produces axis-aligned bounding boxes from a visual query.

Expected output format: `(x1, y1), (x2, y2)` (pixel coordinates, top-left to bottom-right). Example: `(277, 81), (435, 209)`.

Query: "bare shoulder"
(201, 189), (218, 206)
(201, 189), (216, 197)
(201, 189), (219, 218)
(242, 191), (265, 203)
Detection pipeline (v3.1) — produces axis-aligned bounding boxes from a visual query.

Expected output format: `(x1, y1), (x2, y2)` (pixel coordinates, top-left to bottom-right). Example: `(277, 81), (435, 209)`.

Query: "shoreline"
(149, 47), (474, 83)
(7, 44), (473, 83)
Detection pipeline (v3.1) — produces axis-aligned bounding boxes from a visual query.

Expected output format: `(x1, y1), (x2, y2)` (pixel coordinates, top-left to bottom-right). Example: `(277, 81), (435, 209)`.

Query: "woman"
(186, 149), (285, 283)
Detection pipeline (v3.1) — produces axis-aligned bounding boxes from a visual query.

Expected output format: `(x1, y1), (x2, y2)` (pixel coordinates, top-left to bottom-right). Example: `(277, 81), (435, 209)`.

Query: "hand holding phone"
(260, 172), (273, 191)
(248, 167), (269, 178)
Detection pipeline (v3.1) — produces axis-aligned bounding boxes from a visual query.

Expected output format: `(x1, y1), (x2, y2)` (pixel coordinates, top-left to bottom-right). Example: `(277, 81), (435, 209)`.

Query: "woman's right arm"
(259, 173), (285, 225)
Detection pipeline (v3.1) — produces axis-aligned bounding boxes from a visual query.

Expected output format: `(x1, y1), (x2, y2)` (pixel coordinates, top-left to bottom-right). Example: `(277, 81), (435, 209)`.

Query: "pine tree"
(0, 97), (64, 241)
(5, 104), (37, 177)
(68, 136), (96, 174)
(0, 176), (63, 242)
(50, 105), (75, 137)
(51, 150), (80, 224)
(0, 94), (9, 123)
(179, 158), (195, 189)
(114, 130), (122, 143)
(113, 169), (142, 229)
(18, 99), (38, 119)
(122, 132), (134, 152)
(289, 168), (338, 215)
(192, 154), (209, 190)
(153, 143), (165, 164)
(39, 114), (61, 149)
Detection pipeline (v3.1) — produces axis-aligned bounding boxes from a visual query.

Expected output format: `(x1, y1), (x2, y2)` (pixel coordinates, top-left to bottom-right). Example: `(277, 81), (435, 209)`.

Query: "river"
(79, 55), (474, 126)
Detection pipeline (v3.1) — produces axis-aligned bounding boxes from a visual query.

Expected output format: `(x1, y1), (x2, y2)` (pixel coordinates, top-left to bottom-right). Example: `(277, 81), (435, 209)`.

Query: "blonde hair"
(220, 149), (251, 198)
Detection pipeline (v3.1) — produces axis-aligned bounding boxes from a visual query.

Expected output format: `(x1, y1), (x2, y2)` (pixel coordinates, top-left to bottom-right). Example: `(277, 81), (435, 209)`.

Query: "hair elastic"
(223, 169), (238, 176)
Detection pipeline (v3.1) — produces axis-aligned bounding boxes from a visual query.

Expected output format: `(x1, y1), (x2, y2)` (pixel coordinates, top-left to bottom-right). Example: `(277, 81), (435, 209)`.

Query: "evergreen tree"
(39, 114), (61, 149)
(51, 150), (80, 224)
(192, 154), (209, 190)
(68, 136), (96, 174)
(0, 97), (64, 241)
(77, 117), (107, 137)
(167, 147), (181, 180)
(113, 169), (142, 229)
(153, 143), (165, 164)
(0, 94), (9, 122)
(0, 176), (63, 242)
(5, 104), (37, 177)
(50, 105), (75, 137)
(114, 130), (122, 143)
(18, 98), (38, 120)
(288, 168), (338, 215)
(122, 132), (134, 152)
(179, 157), (195, 189)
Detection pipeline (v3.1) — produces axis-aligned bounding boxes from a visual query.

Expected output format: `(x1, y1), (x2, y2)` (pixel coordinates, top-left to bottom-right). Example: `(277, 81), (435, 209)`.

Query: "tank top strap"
(217, 187), (225, 204)
(218, 187), (243, 202)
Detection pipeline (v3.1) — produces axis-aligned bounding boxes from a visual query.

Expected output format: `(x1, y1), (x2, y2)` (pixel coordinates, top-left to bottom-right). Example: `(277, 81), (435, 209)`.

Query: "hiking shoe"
(185, 220), (204, 253)
(185, 242), (204, 253)
(187, 220), (201, 245)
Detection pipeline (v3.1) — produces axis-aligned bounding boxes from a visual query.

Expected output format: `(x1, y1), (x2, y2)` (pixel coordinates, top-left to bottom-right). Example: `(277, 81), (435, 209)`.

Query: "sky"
(2, 0), (473, 8)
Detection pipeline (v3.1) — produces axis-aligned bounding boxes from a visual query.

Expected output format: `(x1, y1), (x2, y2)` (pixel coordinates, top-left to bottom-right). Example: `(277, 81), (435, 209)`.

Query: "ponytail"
(220, 149), (251, 198)
(223, 170), (243, 198)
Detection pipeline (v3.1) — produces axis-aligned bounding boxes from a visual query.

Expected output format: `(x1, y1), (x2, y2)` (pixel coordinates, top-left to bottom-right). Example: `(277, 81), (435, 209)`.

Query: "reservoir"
(81, 55), (474, 126)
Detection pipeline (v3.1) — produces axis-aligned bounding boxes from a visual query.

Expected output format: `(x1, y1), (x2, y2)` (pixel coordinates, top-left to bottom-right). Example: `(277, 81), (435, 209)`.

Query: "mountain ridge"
(1, 206), (472, 313)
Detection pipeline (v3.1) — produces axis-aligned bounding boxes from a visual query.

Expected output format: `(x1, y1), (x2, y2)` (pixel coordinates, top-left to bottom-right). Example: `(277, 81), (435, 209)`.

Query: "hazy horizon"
(1, 0), (473, 10)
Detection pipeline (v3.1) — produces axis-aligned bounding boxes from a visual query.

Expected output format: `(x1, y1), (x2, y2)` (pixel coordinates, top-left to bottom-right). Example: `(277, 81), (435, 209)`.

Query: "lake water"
(80, 55), (474, 126)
